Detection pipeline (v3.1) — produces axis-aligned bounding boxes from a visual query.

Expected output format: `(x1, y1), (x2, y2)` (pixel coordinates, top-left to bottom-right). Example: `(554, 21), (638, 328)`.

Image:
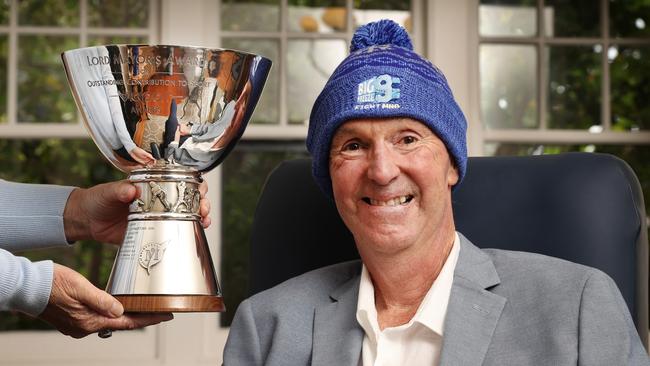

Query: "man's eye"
(402, 136), (417, 144)
(343, 142), (361, 151)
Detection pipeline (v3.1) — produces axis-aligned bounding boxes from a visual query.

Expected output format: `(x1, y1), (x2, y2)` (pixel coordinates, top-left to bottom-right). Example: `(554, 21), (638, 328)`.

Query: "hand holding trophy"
(62, 45), (271, 313)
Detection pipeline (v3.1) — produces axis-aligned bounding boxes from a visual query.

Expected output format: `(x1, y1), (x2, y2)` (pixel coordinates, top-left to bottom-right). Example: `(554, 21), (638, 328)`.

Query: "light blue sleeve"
(0, 179), (75, 315)
(0, 249), (53, 316)
(0, 179), (75, 251)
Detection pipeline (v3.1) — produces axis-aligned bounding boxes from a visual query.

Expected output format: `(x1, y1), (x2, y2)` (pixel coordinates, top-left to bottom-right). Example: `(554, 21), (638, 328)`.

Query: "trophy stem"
(105, 164), (225, 312)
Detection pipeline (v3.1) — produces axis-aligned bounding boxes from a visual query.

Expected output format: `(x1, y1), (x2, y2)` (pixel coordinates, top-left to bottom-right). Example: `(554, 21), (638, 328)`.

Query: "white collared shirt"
(355, 232), (461, 366)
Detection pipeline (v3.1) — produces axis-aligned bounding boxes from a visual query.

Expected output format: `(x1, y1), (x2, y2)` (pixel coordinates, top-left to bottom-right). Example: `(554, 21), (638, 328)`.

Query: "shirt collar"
(415, 232), (460, 335)
(356, 263), (379, 343)
(355, 232), (461, 337)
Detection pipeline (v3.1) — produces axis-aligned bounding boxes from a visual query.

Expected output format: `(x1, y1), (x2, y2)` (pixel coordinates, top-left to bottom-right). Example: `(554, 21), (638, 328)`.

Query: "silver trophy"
(61, 45), (271, 312)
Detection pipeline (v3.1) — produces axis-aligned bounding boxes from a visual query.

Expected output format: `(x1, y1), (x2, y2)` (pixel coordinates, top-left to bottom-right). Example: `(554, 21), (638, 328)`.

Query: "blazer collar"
(454, 233), (501, 288)
(439, 234), (507, 366)
(312, 263), (364, 366)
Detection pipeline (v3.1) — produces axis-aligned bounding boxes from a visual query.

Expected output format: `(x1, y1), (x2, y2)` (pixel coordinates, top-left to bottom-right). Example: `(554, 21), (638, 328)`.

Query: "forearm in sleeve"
(0, 248), (53, 316)
(0, 179), (75, 251)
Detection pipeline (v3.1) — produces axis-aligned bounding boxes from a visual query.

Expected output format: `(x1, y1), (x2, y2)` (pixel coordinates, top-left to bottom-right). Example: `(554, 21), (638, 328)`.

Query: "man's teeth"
(369, 195), (411, 206)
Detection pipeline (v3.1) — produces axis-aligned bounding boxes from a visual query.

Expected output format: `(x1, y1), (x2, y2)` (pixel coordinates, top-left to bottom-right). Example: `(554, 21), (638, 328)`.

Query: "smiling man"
(223, 20), (649, 366)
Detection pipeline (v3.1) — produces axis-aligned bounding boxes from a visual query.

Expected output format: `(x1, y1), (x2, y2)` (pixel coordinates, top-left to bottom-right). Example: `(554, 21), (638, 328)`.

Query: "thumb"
(74, 274), (124, 318)
(107, 180), (138, 204)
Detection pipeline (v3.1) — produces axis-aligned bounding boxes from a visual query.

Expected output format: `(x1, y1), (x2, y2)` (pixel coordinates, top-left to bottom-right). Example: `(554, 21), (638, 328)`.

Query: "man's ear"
(447, 162), (459, 187)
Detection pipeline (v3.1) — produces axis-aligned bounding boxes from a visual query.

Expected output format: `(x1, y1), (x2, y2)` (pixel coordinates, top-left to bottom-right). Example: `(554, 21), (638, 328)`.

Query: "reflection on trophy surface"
(62, 45), (271, 312)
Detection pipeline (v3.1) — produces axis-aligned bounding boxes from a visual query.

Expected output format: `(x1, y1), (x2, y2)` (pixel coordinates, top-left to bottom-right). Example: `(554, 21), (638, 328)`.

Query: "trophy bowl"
(62, 45), (271, 312)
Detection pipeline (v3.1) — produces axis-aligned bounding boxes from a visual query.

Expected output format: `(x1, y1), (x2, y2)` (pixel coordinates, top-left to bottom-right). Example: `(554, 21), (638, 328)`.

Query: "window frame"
(0, 0), (160, 137)
(218, 0), (425, 140)
(477, 0), (650, 146)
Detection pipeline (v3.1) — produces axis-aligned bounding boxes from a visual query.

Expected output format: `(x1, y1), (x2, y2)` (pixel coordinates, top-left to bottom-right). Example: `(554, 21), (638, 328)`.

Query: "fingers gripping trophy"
(62, 45), (271, 312)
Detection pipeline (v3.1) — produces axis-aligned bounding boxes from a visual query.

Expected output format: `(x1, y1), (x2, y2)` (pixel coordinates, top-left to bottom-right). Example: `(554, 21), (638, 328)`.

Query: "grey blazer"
(223, 235), (649, 365)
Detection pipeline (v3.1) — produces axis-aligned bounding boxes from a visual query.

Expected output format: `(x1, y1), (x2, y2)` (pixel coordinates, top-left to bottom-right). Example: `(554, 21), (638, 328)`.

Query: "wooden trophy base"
(114, 295), (225, 312)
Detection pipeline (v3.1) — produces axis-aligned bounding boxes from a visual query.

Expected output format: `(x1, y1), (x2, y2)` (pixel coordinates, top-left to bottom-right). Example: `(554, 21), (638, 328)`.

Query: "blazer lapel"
(439, 235), (507, 366)
(312, 271), (364, 366)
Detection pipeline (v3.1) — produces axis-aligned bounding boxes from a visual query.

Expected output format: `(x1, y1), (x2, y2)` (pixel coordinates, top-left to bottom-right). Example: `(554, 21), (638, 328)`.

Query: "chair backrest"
(249, 152), (648, 343)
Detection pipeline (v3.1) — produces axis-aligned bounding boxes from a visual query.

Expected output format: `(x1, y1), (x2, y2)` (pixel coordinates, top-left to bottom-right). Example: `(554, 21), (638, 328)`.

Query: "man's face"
(329, 117), (458, 256)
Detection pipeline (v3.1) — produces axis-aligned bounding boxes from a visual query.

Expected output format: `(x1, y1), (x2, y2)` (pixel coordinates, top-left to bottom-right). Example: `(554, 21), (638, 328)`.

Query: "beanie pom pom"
(350, 19), (413, 52)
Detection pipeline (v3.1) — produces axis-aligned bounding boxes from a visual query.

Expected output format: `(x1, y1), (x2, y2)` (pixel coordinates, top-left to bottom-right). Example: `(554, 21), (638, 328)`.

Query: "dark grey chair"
(248, 152), (648, 344)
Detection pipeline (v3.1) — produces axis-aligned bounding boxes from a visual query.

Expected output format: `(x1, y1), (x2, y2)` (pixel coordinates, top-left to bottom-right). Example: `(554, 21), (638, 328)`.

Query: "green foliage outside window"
(547, 46), (602, 130)
(0, 2), (8, 25)
(87, 0), (149, 28)
(0, 36), (6, 123)
(611, 46), (650, 131)
(18, 0), (79, 27)
(18, 36), (79, 123)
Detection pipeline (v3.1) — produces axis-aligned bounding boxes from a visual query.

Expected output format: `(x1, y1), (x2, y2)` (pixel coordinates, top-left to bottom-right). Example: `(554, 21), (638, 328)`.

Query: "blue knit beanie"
(307, 19), (468, 198)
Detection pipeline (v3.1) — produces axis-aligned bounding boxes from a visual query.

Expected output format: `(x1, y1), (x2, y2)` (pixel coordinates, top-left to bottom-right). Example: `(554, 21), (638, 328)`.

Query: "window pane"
(610, 0), (650, 38)
(88, 0), (149, 28)
(220, 141), (310, 326)
(18, 0), (79, 27)
(0, 139), (123, 331)
(354, 0), (411, 32)
(0, 36), (6, 123)
(18, 35), (78, 123)
(547, 45), (601, 129)
(288, 39), (347, 125)
(479, 0), (537, 37)
(611, 46), (650, 131)
(0, 0), (8, 24)
(288, 0), (346, 33)
(544, 0), (600, 37)
(221, 0), (279, 32)
(87, 35), (148, 46)
(480, 44), (537, 129)
(222, 38), (279, 124)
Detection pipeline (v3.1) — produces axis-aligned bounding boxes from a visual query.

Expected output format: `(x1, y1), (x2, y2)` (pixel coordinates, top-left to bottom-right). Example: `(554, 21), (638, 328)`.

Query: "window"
(0, 0), (157, 332)
(219, 0), (418, 325)
(478, 0), (649, 232)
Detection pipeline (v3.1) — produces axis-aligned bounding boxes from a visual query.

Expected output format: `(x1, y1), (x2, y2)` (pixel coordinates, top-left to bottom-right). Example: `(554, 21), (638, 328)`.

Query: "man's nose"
(366, 144), (400, 185)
